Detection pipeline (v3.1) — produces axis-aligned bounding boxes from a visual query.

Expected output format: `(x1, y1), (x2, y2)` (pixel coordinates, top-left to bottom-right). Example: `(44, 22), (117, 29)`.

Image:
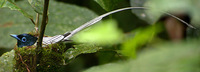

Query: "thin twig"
(17, 53), (30, 72)
(35, 13), (40, 34)
(114, 45), (125, 61)
(30, 18), (36, 25)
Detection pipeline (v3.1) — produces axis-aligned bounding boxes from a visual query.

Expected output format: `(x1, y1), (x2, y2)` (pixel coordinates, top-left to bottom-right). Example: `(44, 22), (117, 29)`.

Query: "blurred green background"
(0, 0), (199, 72)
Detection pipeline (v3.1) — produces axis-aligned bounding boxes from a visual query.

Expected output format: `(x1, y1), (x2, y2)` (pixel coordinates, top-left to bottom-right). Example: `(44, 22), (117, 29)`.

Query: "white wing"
(42, 35), (64, 45)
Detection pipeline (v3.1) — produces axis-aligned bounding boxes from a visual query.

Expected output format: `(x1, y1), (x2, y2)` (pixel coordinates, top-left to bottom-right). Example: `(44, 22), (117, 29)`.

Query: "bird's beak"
(10, 34), (20, 40)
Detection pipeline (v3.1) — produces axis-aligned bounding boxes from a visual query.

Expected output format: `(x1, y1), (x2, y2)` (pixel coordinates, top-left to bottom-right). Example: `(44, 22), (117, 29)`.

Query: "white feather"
(42, 7), (195, 45)
(42, 35), (64, 45)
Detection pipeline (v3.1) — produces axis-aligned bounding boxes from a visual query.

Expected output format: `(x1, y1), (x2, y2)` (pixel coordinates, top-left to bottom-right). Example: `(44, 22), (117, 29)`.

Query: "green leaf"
(0, 49), (15, 72)
(72, 19), (123, 45)
(146, 0), (200, 26)
(0, 0), (33, 19)
(84, 40), (200, 72)
(121, 24), (162, 58)
(28, 0), (44, 14)
(64, 44), (102, 62)
(130, 0), (200, 26)
(94, 0), (123, 11)
(130, 0), (152, 24)
(0, 0), (97, 48)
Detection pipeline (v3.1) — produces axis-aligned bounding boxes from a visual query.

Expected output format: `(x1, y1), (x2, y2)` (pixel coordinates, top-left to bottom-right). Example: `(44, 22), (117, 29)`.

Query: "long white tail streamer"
(63, 7), (146, 41)
(43, 7), (195, 44)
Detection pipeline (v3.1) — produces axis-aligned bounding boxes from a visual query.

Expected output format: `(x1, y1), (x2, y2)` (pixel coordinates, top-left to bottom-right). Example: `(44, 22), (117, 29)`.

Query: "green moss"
(0, 50), (15, 72)
(14, 43), (67, 72)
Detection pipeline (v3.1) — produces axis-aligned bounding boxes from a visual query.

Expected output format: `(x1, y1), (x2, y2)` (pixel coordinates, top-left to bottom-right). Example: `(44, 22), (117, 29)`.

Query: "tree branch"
(35, 0), (50, 71)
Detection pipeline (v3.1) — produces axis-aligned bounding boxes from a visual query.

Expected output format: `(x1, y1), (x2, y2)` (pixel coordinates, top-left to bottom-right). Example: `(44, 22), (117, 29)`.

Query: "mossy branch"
(35, 0), (50, 71)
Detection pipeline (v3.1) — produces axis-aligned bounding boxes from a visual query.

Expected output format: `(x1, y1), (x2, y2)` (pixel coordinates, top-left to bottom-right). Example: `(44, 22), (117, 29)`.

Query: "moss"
(14, 45), (36, 72)
(14, 43), (68, 72)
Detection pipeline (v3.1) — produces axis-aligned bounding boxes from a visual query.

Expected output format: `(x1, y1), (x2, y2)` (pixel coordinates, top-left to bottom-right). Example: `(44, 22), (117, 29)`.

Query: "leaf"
(0, 0), (33, 19)
(130, 0), (153, 24)
(121, 24), (162, 58)
(94, 0), (123, 11)
(0, 0), (97, 48)
(28, 0), (44, 14)
(130, 0), (200, 26)
(0, 49), (15, 72)
(147, 0), (200, 26)
(72, 19), (123, 45)
(64, 44), (102, 62)
(83, 40), (200, 72)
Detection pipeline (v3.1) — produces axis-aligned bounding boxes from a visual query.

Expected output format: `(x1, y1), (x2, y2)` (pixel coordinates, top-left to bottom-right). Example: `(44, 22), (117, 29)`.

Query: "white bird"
(10, 7), (194, 47)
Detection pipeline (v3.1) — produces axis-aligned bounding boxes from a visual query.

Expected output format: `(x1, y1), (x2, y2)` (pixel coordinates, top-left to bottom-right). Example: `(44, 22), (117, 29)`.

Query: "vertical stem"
(35, 0), (50, 71)
(35, 13), (39, 34)
(37, 0), (49, 48)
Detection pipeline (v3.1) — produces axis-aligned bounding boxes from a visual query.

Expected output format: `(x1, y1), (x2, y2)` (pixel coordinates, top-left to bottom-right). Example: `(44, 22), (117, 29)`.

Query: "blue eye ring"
(21, 37), (27, 42)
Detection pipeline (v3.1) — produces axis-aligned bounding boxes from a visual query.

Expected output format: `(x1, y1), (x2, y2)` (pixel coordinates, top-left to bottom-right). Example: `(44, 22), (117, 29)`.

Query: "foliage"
(84, 40), (200, 72)
(28, 0), (44, 14)
(121, 24), (162, 58)
(94, 0), (123, 11)
(72, 19), (123, 45)
(130, 0), (200, 26)
(64, 43), (102, 63)
(130, 0), (150, 23)
(0, 0), (33, 19)
(0, 0), (199, 72)
(0, 50), (14, 72)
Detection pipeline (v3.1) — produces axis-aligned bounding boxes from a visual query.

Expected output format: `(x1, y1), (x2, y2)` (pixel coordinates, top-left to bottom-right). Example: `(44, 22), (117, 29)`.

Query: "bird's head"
(10, 34), (38, 48)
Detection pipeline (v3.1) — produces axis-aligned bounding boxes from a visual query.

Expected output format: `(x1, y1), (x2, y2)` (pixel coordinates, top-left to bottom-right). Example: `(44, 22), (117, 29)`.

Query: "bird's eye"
(21, 37), (27, 42)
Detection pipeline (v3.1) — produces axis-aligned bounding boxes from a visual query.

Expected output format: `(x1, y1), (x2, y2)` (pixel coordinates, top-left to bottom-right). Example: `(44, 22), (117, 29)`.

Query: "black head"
(10, 34), (38, 48)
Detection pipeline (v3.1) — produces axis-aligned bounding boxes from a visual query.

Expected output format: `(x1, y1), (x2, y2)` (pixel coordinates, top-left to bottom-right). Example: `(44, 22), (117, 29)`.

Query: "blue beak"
(10, 34), (20, 40)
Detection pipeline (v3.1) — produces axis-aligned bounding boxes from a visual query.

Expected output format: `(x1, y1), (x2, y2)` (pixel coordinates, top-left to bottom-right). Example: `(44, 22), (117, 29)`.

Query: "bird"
(10, 7), (195, 48)
(10, 7), (144, 48)
(10, 34), (37, 48)
(9, 7), (196, 72)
